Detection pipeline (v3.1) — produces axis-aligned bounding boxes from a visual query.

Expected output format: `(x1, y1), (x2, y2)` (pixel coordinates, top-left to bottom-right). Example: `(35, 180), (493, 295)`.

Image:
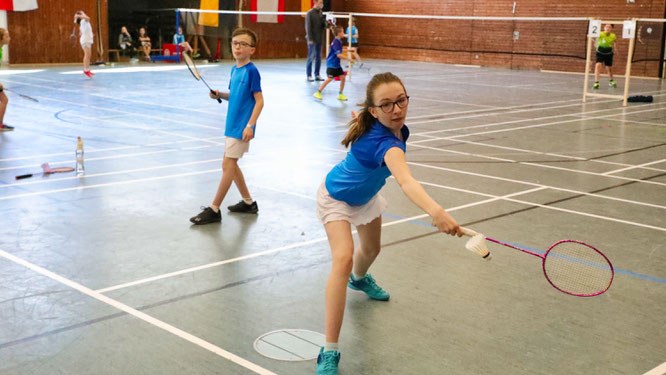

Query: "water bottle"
(76, 136), (85, 176)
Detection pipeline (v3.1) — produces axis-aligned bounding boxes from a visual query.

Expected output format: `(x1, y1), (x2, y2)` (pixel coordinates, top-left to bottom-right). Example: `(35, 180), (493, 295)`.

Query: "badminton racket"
(4, 88), (38, 102)
(183, 53), (222, 103)
(15, 163), (74, 180)
(461, 227), (613, 297)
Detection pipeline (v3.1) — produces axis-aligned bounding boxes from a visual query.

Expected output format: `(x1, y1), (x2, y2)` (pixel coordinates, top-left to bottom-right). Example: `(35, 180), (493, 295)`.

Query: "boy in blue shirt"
(190, 28), (264, 225)
(314, 26), (353, 101)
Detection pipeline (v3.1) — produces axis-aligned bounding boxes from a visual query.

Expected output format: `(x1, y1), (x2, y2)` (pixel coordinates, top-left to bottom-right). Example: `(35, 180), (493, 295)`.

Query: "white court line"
(0, 169), (221, 201)
(415, 135), (666, 173)
(602, 159), (666, 176)
(642, 362), (666, 375)
(407, 161), (666, 232)
(0, 137), (224, 163)
(407, 89), (665, 126)
(409, 95), (666, 134)
(0, 147), (213, 172)
(0, 249), (277, 375)
(408, 95), (500, 108)
(595, 117), (666, 127)
(406, 97), (597, 120)
(1, 158), (223, 189)
(16, 75), (222, 116)
(96, 186), (546, 294)
(0, 83), (222, 131)
(409, 139), (666, 189)
(407, 143), (666, 209)
(418, 105), (666, 142)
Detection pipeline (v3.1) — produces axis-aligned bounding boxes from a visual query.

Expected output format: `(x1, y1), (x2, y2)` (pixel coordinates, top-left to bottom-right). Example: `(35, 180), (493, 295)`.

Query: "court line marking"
(602, 159), (666, 176)
(16, 75), (223, 116)
(95, 186), (545, 294)
(406, 97), (608, 120)
(0, 79), (222, 130)
(594, 117), (666, 127)
(0, 137), (225, 163)
(408, 139), (666, 188)
(407, 143), (666, 210)
(642, 362), (666, 375)
(1, 158), (223, 189)
(409, 96), (666, 134)
(408, 89), (665, 125)
(413, 134), (666, 173)
(0, 248), (278, 375)
(408, 161), (666, 232)
(408, 95), (501, 108)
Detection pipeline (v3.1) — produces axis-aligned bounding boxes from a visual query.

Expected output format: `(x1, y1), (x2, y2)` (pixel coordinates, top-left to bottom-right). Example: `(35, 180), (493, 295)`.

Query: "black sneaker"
(189, 206), (221, 225)
(315, 76), (325, 81)
(227, 200), (258, 214)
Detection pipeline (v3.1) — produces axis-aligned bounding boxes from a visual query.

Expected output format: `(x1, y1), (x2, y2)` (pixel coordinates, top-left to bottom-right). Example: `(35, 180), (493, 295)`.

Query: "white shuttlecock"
(461, 227), (492, 260)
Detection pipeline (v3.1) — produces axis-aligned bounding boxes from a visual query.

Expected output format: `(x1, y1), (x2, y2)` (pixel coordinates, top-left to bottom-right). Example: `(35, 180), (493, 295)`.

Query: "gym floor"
(1, 59), (665, 375)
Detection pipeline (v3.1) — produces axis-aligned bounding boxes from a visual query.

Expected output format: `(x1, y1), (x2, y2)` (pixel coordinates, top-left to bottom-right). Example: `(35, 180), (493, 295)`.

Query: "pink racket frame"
(485, 238), (614, 297)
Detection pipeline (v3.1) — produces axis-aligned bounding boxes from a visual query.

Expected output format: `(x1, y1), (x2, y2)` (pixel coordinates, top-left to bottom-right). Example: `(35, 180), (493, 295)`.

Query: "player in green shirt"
(593, 24), (617, 89)
(0, 28), (12, 132)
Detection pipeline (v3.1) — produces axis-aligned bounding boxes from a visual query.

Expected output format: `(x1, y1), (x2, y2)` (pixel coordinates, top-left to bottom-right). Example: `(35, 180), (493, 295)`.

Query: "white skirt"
(316, 181), (387, 227)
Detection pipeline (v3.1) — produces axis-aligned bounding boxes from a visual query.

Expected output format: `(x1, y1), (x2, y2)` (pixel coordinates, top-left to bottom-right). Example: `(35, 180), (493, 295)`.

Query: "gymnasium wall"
(340, 0), (666, 77)
(7, 0), (109, 64)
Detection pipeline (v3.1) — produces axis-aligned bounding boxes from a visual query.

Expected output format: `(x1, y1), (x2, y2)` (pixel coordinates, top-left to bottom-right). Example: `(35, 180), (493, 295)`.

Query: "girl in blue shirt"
(314, 72), (463, 374)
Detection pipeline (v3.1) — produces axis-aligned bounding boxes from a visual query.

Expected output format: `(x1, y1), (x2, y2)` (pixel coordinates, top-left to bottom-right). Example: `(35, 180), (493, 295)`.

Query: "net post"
(622, 19), (637, 107)
(176, 9), (181, 60)
(583, 20), (594, 103)
(326, 15), (330, 62)
(583, 36), (593, 103)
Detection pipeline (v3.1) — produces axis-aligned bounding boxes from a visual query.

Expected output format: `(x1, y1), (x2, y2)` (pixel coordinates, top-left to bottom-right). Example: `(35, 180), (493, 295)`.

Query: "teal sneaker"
(348, 273), (390, 301)
(316, 348), (340, 375)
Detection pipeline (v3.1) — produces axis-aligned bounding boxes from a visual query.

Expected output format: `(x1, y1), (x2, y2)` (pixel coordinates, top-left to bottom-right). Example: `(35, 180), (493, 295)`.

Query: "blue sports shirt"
(225, 62), (262, 139)
(346, 26), (358, 43)
(325, 120), (410, 206)
(326, 38), (342, 69)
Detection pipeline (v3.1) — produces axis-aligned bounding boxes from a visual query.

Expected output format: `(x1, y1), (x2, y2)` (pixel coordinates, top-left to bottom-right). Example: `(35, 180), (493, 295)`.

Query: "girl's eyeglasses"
(374, 96), (409, 113)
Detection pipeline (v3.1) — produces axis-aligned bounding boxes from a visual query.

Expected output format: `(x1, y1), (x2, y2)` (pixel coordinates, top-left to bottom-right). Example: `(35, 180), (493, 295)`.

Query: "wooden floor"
(0, 59), (665, 375)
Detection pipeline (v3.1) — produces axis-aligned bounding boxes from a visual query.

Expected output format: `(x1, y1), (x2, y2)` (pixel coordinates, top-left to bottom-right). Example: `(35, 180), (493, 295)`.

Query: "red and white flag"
(0, 0), (38, 11)
(251, 0), (284, 23)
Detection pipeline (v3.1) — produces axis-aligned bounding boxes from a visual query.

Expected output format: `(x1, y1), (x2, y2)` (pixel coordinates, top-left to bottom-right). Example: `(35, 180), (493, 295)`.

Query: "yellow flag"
(199, 0), (219, 27)
(301, 0), (312, 17)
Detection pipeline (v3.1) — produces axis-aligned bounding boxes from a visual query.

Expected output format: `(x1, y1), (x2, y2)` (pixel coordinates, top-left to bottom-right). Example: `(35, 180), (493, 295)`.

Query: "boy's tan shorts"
(224, 137), (250, 159)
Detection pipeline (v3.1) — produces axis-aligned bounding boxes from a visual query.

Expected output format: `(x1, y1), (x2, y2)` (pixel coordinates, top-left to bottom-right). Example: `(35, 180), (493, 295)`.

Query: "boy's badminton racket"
(461, 227), (613, 297)
(15, 163), (74, 180)
(183, 53), (222, 103)
(4, 88), (38, 102)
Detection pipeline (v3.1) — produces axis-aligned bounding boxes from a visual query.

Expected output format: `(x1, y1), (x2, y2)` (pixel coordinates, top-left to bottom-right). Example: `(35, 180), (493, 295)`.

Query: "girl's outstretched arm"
(385, 147), (462, 236)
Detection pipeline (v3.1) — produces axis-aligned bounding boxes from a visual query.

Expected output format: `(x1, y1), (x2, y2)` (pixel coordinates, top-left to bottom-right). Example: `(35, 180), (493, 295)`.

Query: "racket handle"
(15, 174), (33, 180)
(460, 227), (479, 237)
(211, 90), (222, 103)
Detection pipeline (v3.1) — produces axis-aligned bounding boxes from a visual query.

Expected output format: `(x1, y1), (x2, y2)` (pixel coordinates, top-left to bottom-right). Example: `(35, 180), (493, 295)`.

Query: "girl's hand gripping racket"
(183, 53), (222, 103)
(460, 227), (614, 297)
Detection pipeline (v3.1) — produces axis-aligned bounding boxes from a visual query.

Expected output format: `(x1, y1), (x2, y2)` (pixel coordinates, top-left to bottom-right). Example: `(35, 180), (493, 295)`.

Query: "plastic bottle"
(76, 136), (85, 176)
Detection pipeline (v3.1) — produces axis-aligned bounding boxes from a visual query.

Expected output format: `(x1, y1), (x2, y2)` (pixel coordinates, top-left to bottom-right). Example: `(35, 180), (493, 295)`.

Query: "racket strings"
(543, 241), (613, 296)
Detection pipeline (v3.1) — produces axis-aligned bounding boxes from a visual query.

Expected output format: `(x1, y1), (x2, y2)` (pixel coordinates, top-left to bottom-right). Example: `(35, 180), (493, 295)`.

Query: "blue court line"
(381, 213), (666, 285)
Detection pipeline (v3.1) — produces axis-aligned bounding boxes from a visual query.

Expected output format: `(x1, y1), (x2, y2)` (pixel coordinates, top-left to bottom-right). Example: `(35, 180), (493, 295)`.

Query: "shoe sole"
(189, 218), (221, 225)
(227, 210), (258, 214)
(347, 282), (390, 301)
